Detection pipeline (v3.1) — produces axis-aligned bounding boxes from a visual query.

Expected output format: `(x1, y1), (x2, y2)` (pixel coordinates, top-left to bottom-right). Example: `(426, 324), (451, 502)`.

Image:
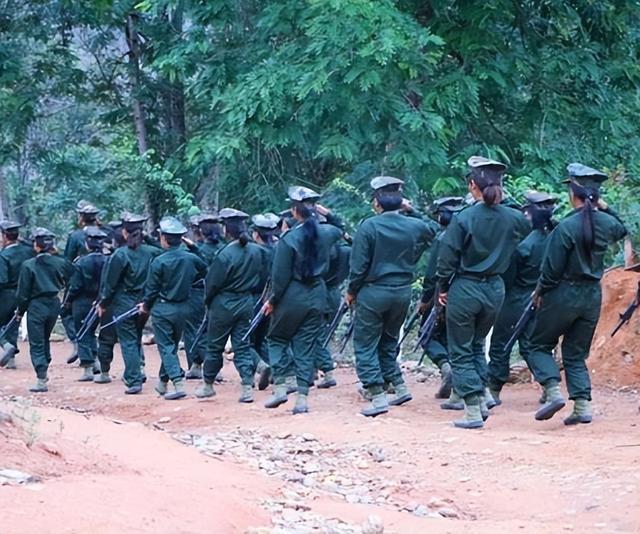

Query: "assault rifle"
(323, 301), (349, 348)
(0, 315), (18, 341)
(503, 298), (536, 357)
(611, 281), (640, 337)
(100, 306), (140, 330)
(189, 313), (208, 353)
(243, 305), (268, 342)
(416, 305), (440, 366)
(395, 308), (421, 355)
(76, 303), (99, 341)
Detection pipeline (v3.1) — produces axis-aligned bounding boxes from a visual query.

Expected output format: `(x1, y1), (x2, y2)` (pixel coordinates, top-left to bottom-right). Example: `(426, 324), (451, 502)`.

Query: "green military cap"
(523, 190), (557, 206)
(287, 186), (321, 202)
(252, 213), (280, 230)
(563, 163), (608, 189)
(77, 203), (100, 215)
(76, 200), (90, 210)
(467, 156), (507, 172)
(0, 220), (22, 232)
(121, 212), (147, 224)
(198, 212), (220, 223)
(159, 216), (187, 235)
(433, 196), (464, 211)
(107, 220), (123, 229)
(370, 176), (404, 191)
(219, 208), (249, 220)
(83, 226), (108, 239)
(32, 227), (55, 239)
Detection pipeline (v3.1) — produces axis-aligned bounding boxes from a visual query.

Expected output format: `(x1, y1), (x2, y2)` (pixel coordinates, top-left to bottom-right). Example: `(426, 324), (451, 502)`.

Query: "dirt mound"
(591, 269), (640, 388)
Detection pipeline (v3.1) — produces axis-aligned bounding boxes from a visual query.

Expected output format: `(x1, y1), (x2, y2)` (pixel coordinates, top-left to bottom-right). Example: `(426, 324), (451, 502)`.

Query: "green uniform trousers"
(527, 281), (600, 401)
(353, 284), (411, 390)
(0, 288), (19, 348)
(27, 296), (60, 379)
(314, 284), (341, 373)
(61, 308), (77, 342)
(250, 293), (270, 364)
(182, 287), (206, 367)
(112, 292), (144, 388)
(487, 285), (534, 391)
(97, 305), (117, 373)
(203, 293), (254, 386)
(152, 301), (187, 383)
(446, 276), (505, 400)
(420, 310), (449, 368)
(72, 296), (98, 366)
(268, 280), (325, 395)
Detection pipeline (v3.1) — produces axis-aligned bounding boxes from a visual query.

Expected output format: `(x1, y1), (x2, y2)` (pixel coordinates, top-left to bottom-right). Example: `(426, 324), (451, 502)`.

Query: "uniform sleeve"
(421, 239), (440, 304)
(323, 211), (344, 230)
(67, 261), (84, 302)
(100, 250), (126, 306)
(0, 256), (9, 287)
(537, 225), (572, 294)
(204, 252), (231, 307)
(63, 233), (75, 260)
(143, 258), (163, 309)
(269, 240), (294, 306)
(16, 266), (33, 314)
(436, 216), (465, 292)
(347, 222), (373, 296)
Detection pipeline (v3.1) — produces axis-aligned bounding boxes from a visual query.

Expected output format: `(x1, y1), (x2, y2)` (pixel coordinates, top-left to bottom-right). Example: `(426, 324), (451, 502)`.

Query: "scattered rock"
(0, 469), (39, 486)
(302, 463), (320, 475)
(38, 442), (61, 456)
(157, 416), (171, 424)
(0, 411), (13, 425)
(437, 507), (459, 518)
(361, 515), (384, 534)
(301, 433), (316, 442)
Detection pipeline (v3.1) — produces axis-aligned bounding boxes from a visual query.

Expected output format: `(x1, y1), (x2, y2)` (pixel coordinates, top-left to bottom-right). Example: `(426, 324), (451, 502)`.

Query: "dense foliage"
(1, 0), (638, 257)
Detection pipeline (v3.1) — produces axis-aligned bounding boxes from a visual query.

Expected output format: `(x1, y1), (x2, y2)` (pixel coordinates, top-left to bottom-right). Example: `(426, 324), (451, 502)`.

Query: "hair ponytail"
(200, 221), (222, 244)
(469, 168), (503, 207)
(292, 200), (319, 280)
(570, 182), (598, 262)
(224, 219), (249, 247)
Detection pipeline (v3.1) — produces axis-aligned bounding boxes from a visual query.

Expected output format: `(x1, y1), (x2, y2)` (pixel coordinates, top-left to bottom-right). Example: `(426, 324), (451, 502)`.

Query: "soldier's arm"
(15, 266), (33, 314)
(66, 260), (84, 303)
(346, 222), (373, 296)
(142, 259), (162, 310)
(436, 217), (465, 292)
(421, 239), (440, 304)
(537, 225), (570, 294)
(269, 240), (294, 306)
(100, 250), (126, 307)
(0, 256), (9, 287)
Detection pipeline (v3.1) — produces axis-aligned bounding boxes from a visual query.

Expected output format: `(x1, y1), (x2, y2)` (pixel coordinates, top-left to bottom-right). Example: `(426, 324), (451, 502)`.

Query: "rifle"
(416, 305), (439, 366)
(242, 305), (268, 342)
(395, 307), (421, 355)
(189, 313), (208, 353)
(76, 303), (99, 341)
(503, 298), (536, 356)
(323, 301), (349, 348)
(100, 306), (140, 330)
(337, 314), (355, 354)
(0, 315), (18, 341)
(611, 281), (640, 337)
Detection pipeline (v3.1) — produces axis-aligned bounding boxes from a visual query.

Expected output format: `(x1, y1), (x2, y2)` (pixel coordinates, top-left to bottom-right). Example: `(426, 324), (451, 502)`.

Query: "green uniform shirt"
(271, 222), (343, 305)
(16, 253), (73, 313)
(67, 252), (108, 302)
(0, 242), (36, 290)
(512, 229), (550, 290)
(205, 241), (268, 306)
(325, 242), (351, 288)
(143, 246), (208, 308)
(437, 203), (530, 291)
(64, 229), (87, 261)
(348, 211), (437, 295)
(198, 241), (224, 266)
(100, 244), (162, 306)
(537, 208), (626, 294)
(421, 228), (445, 303)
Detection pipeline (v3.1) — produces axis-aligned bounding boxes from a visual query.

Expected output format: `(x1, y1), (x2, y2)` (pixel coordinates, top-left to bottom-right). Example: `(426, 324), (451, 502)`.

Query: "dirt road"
(1, 341), (639, 534)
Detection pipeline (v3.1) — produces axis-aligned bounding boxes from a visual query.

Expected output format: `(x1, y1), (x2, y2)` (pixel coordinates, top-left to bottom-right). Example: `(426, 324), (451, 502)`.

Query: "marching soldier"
(346, 177), (437, 417)
(196, 209), (269, 403)
(263, 187), (342, 414)
(99, 213), (162, 395)
(66, 226), (109, 382)
(528, 163), (626, 424)
(436, 157), (530, 429)
(141, 217), (208, 400)
(0, 221), (35, 369)
(486, 191), (557, 404)
(16, 228), (73, 392)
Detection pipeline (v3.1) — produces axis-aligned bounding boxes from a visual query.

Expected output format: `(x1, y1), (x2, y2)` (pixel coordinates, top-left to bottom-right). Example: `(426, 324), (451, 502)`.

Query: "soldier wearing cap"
(65, 226), (110, 382)
(0, 221), (35, 369)
(140, 217), (208, 400)
(486, 191), (557, 405)
(262, 186), (342, 414)
(417, 197), (464, 404)
(99, 213), (162, 394)
(528, 163), (626, 425)
(436, 157), (529, 428)
(346, 176), (437, 417)
(15, 228), (73, 392)
(195, 208), (269, 403)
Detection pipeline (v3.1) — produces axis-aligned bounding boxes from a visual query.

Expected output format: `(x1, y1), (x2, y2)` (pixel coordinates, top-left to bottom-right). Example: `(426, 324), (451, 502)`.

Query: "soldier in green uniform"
(436, 157), (530, 429)
(99, 213), (162, 394)
(196, 209), (268, 403)
(141, 217), (208, 400)
(528, 163), (626, 424)
(15, 228), (73, 392)
(263, 187), (343, 414)
(0, 221), (35, 369)
(486, 191), (557, 404)
(346, 176), (437, 417)
(66, 226), (109, 382)
(418, 197), (464, 401)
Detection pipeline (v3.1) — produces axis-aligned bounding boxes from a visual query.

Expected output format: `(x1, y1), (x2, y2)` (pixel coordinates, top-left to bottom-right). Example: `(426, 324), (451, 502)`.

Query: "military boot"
(564, 399), (593, 425)
(358, 384), (372, 401)
(264, 384), (288, 409)
(165, 379), (187, 400)
(538, 390), (547, 404)
(5, 357), (16, 369)
(435, 362), (453, 399)
(66, 341), (79, 364)
(256, 360), (272, 391)
(0, 343), (17, 367)
(238, 384), (254, 403)
(389, 382), (412, 406)
(195, 382), (216, 399)
(154, 380), (168, 396)
(480, 395), (490, 421)
(185, 363), (202, 380)
(485, 388), (499, 410)
(125, 384), (142, 395)
(94, 372), (112, 384)
(317, 370), (337, 389)
(454, 395), (484, 429)
(93, 359), (101, 374)
(78, 365), (94, 382)
(140, 364), (147, 384)
(29, 377), (49, 393)
(292, 393), (309, 415)
(285, 375), (298, 394)
(441, 390), (464, 410)
(361, 391), (389, 417)
(535, 381), (566, 421)
(489, 387), (502, 406)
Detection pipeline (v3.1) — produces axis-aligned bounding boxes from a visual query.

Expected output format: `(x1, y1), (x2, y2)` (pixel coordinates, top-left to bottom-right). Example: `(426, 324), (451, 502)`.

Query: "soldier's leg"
(97, 306), (116, 378)
(183, 289), (205, 369)
(116, 313), (143, 390)
(26, 301), (48, 381)
(378, 287), (410, 387)
(353, 286), (386, 392)
(0, 289), (18, 361)
(229, 296), (255, 385)
(201, 305), (232, 386)
(72, 300), (95, 380)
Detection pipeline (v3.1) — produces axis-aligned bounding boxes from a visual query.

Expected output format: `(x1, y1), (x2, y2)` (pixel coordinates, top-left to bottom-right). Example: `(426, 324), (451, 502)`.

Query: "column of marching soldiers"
(0, 156), (629, 428)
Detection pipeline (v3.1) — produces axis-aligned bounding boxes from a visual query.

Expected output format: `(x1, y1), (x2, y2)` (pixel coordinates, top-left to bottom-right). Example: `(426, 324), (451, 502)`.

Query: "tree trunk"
(126, 13), (148, 156)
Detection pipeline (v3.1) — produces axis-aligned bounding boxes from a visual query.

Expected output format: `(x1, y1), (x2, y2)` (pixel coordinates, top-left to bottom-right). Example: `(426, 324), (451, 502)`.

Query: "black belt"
(458, 273), (500, 282)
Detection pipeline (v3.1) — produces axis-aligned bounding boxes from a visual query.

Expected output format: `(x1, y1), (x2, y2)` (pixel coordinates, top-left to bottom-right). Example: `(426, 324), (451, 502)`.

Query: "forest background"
(1, 0), (639, 261)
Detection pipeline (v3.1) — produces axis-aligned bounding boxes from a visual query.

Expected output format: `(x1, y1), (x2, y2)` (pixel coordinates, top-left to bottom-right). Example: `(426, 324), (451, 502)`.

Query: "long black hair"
(525, 204), (555, 233)
(200, 221), (222, 244)
(224, 219), (249, 247)
(469, 168), (503, 206)
(292, 200), (319, 280)
(255, 228), (277, 247)
(570, 182), (599, 262)
(34, 236), (55, 258)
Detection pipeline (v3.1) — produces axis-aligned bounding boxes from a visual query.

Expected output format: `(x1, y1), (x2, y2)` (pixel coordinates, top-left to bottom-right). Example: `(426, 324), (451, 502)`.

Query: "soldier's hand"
(596, 199), (609, 211)
(345, 292), (355, 307)
(182, 236), (196, 248)
(137, 302), (148, 315)
(438, 292), (448, 306)
(418, 302), (428, 315)
(316, 204), (330, 216)
(97, 305), (105, 318)
(532, 291), (543, 309)
(400, 198), (413, 212)
(262, 302), (274, 316)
